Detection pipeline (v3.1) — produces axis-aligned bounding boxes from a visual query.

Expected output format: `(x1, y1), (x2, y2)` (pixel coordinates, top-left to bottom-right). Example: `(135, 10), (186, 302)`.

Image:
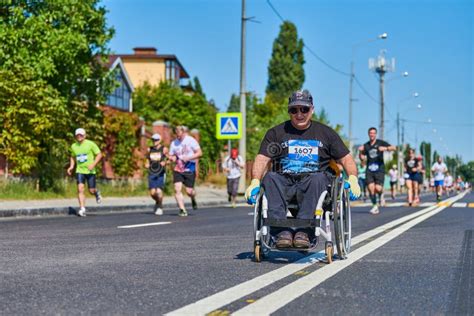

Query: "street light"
(348, 32), (388, 152)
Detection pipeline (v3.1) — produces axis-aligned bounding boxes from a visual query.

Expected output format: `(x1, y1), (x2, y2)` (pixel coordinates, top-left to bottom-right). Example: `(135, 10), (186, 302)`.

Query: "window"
(165, 59), (181, 84)
(107, 68), (131, 111)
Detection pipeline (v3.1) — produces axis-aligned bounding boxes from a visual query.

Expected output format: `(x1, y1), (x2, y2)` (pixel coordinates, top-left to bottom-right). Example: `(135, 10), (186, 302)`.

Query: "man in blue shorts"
(67, 128), (103, 217)
(145, 133), (168, 215)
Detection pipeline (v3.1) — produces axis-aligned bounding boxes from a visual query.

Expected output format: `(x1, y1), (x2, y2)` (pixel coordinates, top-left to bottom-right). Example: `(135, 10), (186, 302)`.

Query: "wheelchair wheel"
(254, 244), (263, 262)
(253, 192), (269, 262)
(325, 241), (333, 264)
(333, 179), (352, 259)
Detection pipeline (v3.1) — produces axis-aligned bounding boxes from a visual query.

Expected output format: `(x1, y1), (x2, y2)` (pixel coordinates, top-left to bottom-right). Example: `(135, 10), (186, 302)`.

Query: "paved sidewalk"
(0, 186), (234, 218)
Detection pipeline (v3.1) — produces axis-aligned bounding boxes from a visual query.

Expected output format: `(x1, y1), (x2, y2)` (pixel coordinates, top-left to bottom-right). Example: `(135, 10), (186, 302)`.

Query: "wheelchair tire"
(333, 180), (352, 259)
(325, 241), (333, 264)
(254, 244), (262, 262)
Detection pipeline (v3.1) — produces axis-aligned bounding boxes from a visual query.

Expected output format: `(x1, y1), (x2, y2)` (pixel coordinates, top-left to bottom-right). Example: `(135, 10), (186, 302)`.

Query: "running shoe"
(154, 204), (163, 215)
(191, 197), (198, 210)
(178, 209), (188, 217)
(369, 205), (380, 215)
(380, 195), (386, 207)
(77, 207), (86, 217)
(95, 191), (102, 204)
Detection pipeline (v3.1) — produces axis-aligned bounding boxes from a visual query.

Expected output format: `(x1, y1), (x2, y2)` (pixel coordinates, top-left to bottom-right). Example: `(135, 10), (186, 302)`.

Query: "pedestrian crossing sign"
(216, 112), (242, 139)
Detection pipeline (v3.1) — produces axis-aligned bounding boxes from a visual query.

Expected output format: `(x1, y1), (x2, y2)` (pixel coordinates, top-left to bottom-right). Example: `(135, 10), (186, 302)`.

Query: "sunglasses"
(288, 106), (311, 114)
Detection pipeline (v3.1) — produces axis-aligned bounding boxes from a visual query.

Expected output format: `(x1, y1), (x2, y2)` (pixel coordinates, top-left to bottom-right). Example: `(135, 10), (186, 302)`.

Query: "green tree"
(193, 76), (206, 99)
(420, 141), (432, 177)
(458, 161), (474, 183)
(266, 21), (305, 104)
(0, 0), (114, 191)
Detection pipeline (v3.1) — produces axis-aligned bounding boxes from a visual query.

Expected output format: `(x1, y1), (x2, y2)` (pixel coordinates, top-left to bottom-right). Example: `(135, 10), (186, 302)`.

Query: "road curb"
(0, 199), (230, 218)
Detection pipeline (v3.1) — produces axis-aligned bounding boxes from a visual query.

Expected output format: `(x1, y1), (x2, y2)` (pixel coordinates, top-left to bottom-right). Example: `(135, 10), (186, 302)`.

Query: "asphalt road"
(0, 191), (472, 315)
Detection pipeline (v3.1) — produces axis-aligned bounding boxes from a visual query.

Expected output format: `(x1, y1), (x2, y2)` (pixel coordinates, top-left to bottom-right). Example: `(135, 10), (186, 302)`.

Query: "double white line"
(167, 192), (468, 315)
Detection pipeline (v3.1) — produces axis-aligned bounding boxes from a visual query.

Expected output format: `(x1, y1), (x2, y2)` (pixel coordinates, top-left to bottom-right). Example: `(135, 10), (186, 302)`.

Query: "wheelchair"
(253, 164), (352, 264)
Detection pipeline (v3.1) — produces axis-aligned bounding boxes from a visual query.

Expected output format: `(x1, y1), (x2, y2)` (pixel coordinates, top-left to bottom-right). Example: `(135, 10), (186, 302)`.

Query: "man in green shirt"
(67, 128), (103, 217)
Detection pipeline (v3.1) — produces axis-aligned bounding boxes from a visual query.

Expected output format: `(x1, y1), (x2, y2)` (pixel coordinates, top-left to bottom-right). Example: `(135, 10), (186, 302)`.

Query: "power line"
(353, 76), (378, 104)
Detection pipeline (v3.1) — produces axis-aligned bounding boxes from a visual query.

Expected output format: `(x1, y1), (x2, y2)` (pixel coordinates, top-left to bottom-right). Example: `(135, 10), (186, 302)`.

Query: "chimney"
(133, 47), (157, 55)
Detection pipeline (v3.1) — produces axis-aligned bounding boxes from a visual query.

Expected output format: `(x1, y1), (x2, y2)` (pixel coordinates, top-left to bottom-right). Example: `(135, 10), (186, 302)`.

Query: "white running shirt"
(431, 162), (447, 181)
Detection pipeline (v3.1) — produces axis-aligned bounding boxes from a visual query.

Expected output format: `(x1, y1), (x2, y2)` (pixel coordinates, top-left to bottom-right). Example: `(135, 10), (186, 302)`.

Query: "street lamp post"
(348, 32), (387, 152)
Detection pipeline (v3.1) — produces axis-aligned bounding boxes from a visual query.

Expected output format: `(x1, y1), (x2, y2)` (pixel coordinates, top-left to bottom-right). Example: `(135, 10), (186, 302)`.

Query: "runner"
(145, 133), (168, 215)
(404, 149), (422, 206)
(357, 159), (367, 202)
(431, 156), (447, 201)
(66, 128), (103, 217)
(358, 127), (396, 214)
(388, 164), (398, 200)
(444, 171), (454, 197)
(169, 125), (202, 216)
(222, 148), (244, 208)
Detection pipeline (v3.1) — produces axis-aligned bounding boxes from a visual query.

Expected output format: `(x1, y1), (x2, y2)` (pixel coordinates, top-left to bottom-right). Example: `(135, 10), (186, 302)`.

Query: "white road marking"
(233, 192), (468, 315)
(166, 193), (466, 316)
(452, 202), (467, 207)
(351, 202), (372, 207)
(248, 212), (254, 216)
(420, 202), (436, 207)
(117, 222), (171, 229)
(386, 202), (405, 207)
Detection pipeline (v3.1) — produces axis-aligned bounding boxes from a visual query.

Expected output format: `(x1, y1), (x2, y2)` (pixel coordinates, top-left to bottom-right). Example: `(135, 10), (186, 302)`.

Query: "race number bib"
(150, 152), (161, 161)
(288, 140), (319, 162)
(77, 154), (88, 163)
(281, 140), (320, 173)
(368, 162), (379, 172)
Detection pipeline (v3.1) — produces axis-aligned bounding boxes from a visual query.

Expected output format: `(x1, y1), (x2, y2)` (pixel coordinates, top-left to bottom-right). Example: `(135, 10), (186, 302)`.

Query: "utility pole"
(348, 62), (355, 153)
(397, 112), (401, 190)
(369, 50), (394, 139)
(238, 0), (247, 194)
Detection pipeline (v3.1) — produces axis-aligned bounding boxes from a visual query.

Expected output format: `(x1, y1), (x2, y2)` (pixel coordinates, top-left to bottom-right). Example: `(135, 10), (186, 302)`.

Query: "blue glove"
(346, 175), (361, 201)
(245, 179), (261, 205)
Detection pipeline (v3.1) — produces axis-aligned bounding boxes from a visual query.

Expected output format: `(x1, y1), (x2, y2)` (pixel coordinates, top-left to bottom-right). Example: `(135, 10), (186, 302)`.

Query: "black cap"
(288, 90), (313, 107)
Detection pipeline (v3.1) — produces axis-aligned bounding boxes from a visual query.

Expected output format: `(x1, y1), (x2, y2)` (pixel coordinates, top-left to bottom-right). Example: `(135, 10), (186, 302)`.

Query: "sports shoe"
(379, 195), (386, 207)
(369, 205), (380, 215)
(95, 191), (102, 204)
(178, 209), (188, 217)
(191, 197), (198, 210)
(293, 231), (310, 248)
(154, 205), (163, 215)
(275, 230), (293, 248)
(231, 201), (236, 208)
(77, 207), (86, 217)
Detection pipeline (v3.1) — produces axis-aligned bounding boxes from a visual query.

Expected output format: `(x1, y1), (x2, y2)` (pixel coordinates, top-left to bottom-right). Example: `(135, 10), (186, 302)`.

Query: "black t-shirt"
(148, 145), (166, 174)
(363, 139), (390, 173)
(258, 120), (349, 173)
(405, 157), (419, 175)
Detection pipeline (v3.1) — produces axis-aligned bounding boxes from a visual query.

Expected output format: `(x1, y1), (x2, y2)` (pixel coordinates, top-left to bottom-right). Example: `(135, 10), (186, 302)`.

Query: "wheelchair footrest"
(263, 218), (318, 228)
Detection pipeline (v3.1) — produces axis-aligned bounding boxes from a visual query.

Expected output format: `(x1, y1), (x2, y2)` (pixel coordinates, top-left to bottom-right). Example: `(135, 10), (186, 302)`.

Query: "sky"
(103, 0), (473, 162)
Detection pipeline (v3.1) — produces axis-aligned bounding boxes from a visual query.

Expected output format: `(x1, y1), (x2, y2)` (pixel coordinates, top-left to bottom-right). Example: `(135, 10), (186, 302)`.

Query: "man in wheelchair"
(245, 90), (361, 249)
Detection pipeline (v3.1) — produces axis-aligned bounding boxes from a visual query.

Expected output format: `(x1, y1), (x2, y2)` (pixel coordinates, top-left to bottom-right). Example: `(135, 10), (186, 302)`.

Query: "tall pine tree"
(266, 21), (305, 104)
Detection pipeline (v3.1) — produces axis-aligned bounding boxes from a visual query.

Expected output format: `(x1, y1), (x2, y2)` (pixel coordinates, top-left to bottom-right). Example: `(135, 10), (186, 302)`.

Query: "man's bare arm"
(251, 154), (271, 180)
(338, 153), (358, 177)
